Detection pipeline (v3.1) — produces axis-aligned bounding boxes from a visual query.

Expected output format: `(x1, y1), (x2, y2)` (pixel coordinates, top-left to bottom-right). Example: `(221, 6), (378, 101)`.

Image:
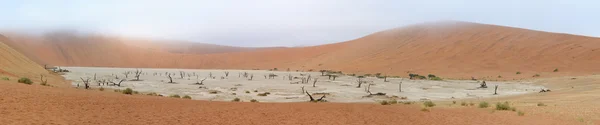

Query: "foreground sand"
(0, 81), (579, 125)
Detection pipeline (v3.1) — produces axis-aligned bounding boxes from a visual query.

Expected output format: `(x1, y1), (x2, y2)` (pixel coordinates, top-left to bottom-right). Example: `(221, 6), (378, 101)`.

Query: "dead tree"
(113, 79), (125, 87)
(357, 76), (365, 88)
(195, 77), (207, 85)
(209, 72), (213, 78)
(366, 83), (373, 93)
(179, 71), (185, 79)
(301, 86), (305, 94)
(224, 71), (229, 77)
(268, 73), (278, 79)
(288, 74), (293, 81)
(167, 74), (174, 83)
(307, 75), (311, 82)
(133, 69), (143, 81)
(480, 81), (488, 88)
(248, 74), (254, 81)
(398, 79), (404, 92)
(331, 75), (338, 81)
(494, 85), (499, 95)
(80, 77), (90, 89)
(40, 74), (48, 85)
(306, 91), (326, 102)
(383, 75), (388, 82)
(93, 73), (97, 80)
(319, 70), (327, 76)
(313, 78), (318, 87)
(123, 71), (131, 78)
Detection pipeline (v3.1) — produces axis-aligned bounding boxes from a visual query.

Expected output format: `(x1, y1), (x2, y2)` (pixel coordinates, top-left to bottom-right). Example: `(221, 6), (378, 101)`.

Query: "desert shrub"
(553, 68), (559, 72)
(379, 100), (390, 105)
(2, 77), (9, 81)
(495, 102), (511, 110)
(364, 74), (372, 77)
(479, 102), (489, 108)
(516, 71), (521, 74)
(537, 102), (546, 106)
(517, 111), (525, 116)
(400, 96), (408, 100)
(209, 90), (218, 94)
(533, 74), (540, 77)
(114, 89), (122, 92)
(401, 101), (413, 105)
(430, 77), (442, 81)
(257, 93), (268, 96)
(347, 74), (356, 76)
(423, 101), (436, 107)
(250, 99), (259, 102)
(498, 75), (502, 78)
(389, 100), (398, 104)
(469, 102), (475, 106)
(232, 98), (241, 102)
(427, 74), (436, 78)
(253, 90), (258, 92)
(182, 95), (192, 99)
(421, 108), (430, 112)
(510, 107), (517, 112)
(452, 101), (456, 104)
(273, 68), (278, 71)
(169, 94), (181, 98)
(122, 88), (133, 95)
(133, 91), (139, 94)
(461, 102), (467, 106)
(18, 77), (33, 85)
(146, 92), (159, 96)
(99, 87), (105, 91)
(245, 91), (250, 93)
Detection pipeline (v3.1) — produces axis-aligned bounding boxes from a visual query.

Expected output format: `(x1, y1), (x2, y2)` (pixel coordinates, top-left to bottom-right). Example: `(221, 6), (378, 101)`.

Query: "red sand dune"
(4, 21), (600, 80)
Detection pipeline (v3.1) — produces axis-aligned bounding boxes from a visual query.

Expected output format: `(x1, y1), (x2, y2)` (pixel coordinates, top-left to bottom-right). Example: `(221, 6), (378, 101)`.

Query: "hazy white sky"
(1, 0), (599, 47)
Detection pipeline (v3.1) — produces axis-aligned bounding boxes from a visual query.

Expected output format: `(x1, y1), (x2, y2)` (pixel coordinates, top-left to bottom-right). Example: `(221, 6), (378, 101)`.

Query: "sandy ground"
(61, 67), (543, 103)
(0, 80), (579, 125)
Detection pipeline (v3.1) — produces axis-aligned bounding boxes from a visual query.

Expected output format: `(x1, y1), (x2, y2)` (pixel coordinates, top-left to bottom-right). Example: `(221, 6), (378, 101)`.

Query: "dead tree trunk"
(115, 79), (125, 87)
(93, 73), (97, 80)
(224, 71), (229, 77)
(305, 91), (326, 102)
(494, 85), (498, 95)
(167, 74), (174, 83)
(248, 74), (254, 81)
(196, 77), (207, 85)
(123, 71), (131, 78)
(384, 76), (388, 82)
(80, 77), (90, 89)
(313, 78), (318, 87)
(301, 86), (305, 94)
(134, 69), (142, 81)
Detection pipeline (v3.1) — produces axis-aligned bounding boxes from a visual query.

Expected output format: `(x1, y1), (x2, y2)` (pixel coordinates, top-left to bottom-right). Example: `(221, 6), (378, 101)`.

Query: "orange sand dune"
(4, 21), (600, 80)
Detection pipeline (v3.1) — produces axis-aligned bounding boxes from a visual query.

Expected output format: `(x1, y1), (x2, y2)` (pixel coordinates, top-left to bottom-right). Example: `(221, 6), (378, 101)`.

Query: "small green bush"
(379, 100), (390, 105)
(553, 68), (559, 72)
(232, 98), (241, 102)
(537, 102), (546, 106)
(469, 102), (475, 106)
(146, 92), (159, 96)
(495, 102), (511, 110)
(133, 91), (139, 94)
(533, 74), (540, 77)
(169, 94), (181, 98)
(99, 87), (105, 91)
(209, 90), (218, 94)
(18, 77), (33, 85)
(479, 102), (490, 108)
(182, 95), (192, 99)
(1, 77), (9, 81)
(250, 99), (258, 102)
(516, 72), (521, 74)
(430, 77), (442, 81)
(114, 89), (122, 92)
(423, 101), (436, 107)
(245, 91), (250, 93)
(517, 111), (525, 116)
(122, 88), (133, 95)
(452, 101), (456, 104)
(389, 100), (398, 104)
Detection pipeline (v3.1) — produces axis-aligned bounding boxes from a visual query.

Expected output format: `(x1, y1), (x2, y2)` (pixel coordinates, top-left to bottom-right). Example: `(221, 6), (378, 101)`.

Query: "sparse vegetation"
(461, 102), (467, 106)
(469, 102), (475, 106)
(479, 102), (489, 108)
(379, 100), (390, 105)
(516, 71), (521, 74)
(495, 102), (512, 110)
(537, 102), (546, 106)
(122, 88), (133, 95)
(245, 91), (250, 93)
(2, 77), (9, 81)
(99, 87), (105, 91)
(146, 92), (159, 96)
(423, 101), (436, 107)
(389, 100), (398, 104)
(232, 98), (241, 102)
(18, 77), (33, 85)
(183, 95), (192, 99)
(430, 77), (442, 81)
(517, 111), (525, 116)
(553, 68), (559, 72)
(257, 92), (270, 96)
(169, 94), (181, 98)
(133, 91), (139, 94)
(452, 101), (456, 104)
(250, 99), (259, 102)
(421, 108), (430, 112)
(533, 74), (540, 77)
(402, 101), (413, 105)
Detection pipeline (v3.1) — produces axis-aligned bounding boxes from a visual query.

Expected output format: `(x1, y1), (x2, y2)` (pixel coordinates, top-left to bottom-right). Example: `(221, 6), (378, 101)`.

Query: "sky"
(0, 0), (599, 47)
